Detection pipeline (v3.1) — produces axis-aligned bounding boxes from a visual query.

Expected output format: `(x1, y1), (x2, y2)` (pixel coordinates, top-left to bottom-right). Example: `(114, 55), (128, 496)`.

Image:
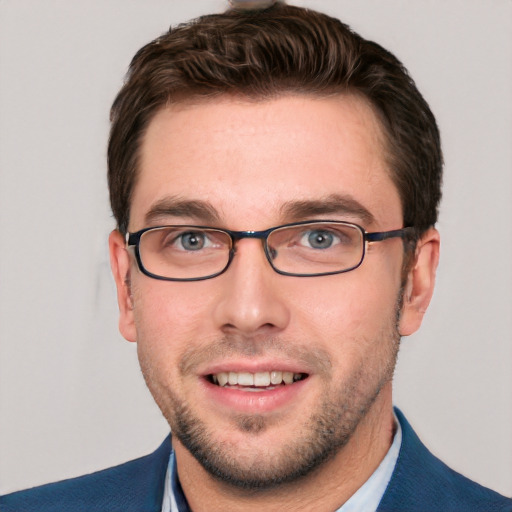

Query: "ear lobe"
(109, 230), (137, 342)
(398, 228), (440, 337)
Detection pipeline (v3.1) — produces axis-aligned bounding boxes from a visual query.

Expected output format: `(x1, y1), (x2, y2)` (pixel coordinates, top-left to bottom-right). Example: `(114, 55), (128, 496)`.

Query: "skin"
(109, 94), (439, 511)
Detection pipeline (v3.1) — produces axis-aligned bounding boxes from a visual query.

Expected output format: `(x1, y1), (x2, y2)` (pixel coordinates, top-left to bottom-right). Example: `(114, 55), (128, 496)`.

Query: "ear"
(109, 230), (137, 342)
(398, 228), (440, 336)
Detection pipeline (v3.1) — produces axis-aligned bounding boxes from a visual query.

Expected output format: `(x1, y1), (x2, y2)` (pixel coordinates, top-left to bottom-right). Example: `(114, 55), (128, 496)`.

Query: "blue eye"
(179, 231), (207, 251)
(306, 230), (334, 249)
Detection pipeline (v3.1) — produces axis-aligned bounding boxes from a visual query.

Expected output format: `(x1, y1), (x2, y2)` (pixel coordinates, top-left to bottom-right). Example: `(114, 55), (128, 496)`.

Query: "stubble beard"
(138, 301), (402, 491)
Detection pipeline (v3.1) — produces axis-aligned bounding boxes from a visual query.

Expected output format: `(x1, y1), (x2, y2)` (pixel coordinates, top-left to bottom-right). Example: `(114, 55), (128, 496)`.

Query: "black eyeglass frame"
(126, 220), (415, 281)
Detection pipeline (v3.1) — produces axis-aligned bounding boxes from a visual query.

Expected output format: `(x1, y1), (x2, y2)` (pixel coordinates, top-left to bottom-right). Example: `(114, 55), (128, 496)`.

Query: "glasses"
(126, 220), (414, 281)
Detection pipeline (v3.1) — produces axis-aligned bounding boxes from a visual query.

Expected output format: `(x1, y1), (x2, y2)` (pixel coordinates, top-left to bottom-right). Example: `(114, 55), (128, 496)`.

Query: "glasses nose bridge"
(228, 228), (274, 265)
(229, 227), (272, 244)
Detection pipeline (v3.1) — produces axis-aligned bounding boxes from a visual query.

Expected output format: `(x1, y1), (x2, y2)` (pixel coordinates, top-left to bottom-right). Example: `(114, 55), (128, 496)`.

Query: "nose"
(212, 238), (291, 335)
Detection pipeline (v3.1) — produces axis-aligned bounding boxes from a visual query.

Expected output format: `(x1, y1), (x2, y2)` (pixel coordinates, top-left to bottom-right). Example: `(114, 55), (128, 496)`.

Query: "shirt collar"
(161, 449), (188, 512)
(336, 413), (402, 512)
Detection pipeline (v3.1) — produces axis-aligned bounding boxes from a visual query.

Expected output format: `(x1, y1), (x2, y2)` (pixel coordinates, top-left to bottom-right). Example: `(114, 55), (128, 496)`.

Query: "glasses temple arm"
(365, 226), (415, 242)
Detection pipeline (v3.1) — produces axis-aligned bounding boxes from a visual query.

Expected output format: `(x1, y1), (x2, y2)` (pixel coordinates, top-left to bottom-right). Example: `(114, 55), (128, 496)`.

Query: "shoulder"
(0, 435), (172, 512)
(378, 409), (512, 511)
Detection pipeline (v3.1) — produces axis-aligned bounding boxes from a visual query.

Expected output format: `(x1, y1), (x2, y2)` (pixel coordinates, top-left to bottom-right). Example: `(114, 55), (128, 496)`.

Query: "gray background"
(1, 0), (511, 497)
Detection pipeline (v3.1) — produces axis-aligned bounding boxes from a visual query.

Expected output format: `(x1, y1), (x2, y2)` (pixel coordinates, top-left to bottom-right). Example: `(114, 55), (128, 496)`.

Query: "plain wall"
(1, 0), (511, 497)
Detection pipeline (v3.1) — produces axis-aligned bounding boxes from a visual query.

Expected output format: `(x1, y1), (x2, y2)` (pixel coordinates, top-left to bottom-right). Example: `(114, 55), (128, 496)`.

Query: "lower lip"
(201, 377), (309, 414)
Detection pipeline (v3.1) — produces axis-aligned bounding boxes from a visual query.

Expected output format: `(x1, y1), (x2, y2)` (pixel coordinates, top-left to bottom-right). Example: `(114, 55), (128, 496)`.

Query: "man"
(1, 1), (511, 511)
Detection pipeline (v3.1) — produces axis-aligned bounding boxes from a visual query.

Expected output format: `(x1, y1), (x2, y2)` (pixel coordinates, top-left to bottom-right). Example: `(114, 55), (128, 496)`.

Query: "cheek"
(131, 280), (214, 354)
(291, 268), (401, 364)
(295, 274), (399, 328)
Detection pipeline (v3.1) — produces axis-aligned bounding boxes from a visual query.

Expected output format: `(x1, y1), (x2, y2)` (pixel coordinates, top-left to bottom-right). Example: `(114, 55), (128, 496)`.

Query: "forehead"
(131, 94), (401, 230)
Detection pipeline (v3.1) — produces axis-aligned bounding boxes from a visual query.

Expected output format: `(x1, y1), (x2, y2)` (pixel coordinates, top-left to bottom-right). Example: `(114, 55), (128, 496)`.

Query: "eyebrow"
(144, 197), (221, 225)
(143, 193), (375, 227)
(280, 194), (375, 225)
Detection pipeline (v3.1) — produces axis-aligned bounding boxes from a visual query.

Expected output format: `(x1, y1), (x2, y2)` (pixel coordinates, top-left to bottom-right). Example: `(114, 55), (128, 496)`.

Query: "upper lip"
(200, 359), (312, 377)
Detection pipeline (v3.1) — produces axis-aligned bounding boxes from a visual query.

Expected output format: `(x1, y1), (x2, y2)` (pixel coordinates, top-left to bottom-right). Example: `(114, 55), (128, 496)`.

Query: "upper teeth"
(212, 371), (303, 387)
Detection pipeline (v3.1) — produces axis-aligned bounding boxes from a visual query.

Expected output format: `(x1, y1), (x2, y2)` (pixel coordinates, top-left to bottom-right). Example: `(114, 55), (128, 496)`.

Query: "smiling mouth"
(207, 371), (308, 391)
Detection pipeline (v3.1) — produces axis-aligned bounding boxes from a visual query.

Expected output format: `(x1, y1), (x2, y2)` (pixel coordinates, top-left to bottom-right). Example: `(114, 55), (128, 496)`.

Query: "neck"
(174, 387), (396, 512)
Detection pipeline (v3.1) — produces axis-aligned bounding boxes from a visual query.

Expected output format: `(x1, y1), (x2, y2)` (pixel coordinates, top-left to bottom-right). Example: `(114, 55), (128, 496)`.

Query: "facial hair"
(138, 294), (402, 491)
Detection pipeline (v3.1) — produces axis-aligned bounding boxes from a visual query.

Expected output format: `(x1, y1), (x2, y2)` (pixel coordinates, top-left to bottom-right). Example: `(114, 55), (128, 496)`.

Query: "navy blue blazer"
(1, 409), (511, 511)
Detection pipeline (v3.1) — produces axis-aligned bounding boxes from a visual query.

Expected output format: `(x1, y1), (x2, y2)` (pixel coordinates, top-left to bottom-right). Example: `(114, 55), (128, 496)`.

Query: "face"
(110, 94), (436, 489)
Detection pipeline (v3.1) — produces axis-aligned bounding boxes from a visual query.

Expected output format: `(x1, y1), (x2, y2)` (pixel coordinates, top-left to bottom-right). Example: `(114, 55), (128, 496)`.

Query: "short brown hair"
(108, 2), (442, 240)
